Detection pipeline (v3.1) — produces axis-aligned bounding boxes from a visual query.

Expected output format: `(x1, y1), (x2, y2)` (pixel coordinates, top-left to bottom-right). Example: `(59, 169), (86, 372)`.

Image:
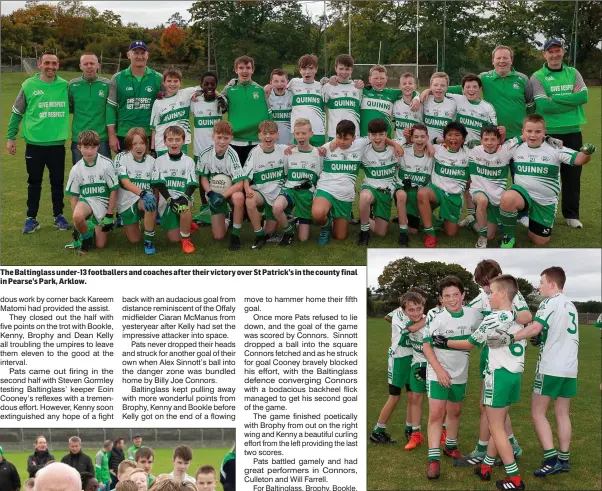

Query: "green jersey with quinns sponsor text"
(115, 151), (156, 214)
(512, 141), (578, 206)
(361, 145), (398, 191)
(66, 154), (119, 222)
(396, 146), (433, 189)
(288, 78), (325, 138)
(267, 89), (293, 145)
(106, 66), (163, 137)
(360, 87), (401, 136)
(244, 145), (287, 205)
(191, 95), (226, 157)
(431, 144), (470, 195)
(393, 93), (423, 144)
(68, 75), (111, 141)
(152, 153), (198, 216)
(323, 81), (362, 137)
(446, 93), (497, 143)
(150, 87), (198, 152)
(283, 147), (322, 191)
(422, 95), (456, 141)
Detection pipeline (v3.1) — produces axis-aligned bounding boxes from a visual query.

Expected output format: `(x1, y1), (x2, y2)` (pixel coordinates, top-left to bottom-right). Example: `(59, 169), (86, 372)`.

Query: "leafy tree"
(160, 24), (188, 61)
(168, 12), (188, 28)
(516, 277), (536, 299)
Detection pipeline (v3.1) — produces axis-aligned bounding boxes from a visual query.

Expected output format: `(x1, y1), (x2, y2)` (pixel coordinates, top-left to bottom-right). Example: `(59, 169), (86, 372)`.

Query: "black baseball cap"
(543, 39), (563, 51)
(128, 41), (148, 52)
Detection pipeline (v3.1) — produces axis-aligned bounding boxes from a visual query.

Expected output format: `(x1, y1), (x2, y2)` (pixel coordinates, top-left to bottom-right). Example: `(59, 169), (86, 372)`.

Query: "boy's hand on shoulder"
(329, 75), (338, 86)
(227, 78), (237, 87)
(425, 142), (436, 157)
(419, 88), (431, 103)
(409, 97), (421, 112)
(317, 146), (328, 157)
(217, 95), (228, 113)
(264, 84), (273, 97)
(403, 127), (412, 141)
(319, 77), (329, 86)
(284, 144), (296, 156)
(392, 141), (404, 157)
(353, 79), (364, 89)
(328, 140), (338, 152)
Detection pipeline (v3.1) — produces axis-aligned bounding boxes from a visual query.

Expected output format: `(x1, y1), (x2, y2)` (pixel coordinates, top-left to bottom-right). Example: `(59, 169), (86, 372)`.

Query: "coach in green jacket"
(6, 52), (71, 234)
(529, 39), (589, 229)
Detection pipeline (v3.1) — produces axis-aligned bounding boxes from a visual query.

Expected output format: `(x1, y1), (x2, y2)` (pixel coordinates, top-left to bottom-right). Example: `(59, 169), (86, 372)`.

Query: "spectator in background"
(530, 39), (589, 229)
(109, 438), (125, 489)
(96, 439), (113, 491)
(0, 446), (20, 491)
(127, 435), (144, 461)
(27, 435), (55, 478)
(81, 472), (100, 491)
(34, 462), (81, 491)
(61, 436), (95, 475)
(220, 443), (235, 491)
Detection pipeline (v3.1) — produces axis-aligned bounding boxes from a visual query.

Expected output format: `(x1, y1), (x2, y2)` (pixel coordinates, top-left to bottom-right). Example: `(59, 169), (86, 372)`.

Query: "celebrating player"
(420, 72), (457, 142)
(266, 69), (293, 145)
(323, 54), (362, 138)
(394, 72), (423, 145)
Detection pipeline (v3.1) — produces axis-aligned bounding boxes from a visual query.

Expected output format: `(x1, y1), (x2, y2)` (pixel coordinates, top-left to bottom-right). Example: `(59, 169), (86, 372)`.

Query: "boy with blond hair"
(420, 72), (457, 142)
(393, 72), (423, 144)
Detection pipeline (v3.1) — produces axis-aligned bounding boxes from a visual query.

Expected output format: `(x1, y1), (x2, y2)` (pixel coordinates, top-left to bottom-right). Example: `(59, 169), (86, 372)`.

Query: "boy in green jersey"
(359, 65), (405, 136)
(498, 114), (595, 248)
(95, 440), (112, 491)
(66, 131), (119, 254)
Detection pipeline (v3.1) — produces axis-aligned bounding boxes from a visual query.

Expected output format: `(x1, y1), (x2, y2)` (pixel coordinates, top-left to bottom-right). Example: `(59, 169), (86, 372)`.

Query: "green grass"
(1, 71), (600, 265)
(7, 447), (228, 488)
(367, 318), (601, 490)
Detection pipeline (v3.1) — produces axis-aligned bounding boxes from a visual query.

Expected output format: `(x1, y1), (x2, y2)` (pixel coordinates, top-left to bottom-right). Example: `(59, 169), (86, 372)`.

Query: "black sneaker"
(229, 234), (241, 251)
(404, 428), (412, 442)
(370, 431), (396, 444)
(78, 236), (93, 255)
(252, 235), (266, 250)
(279, 233), (294, 247)
(398, 232), (409, 247)
(358, 230), (370, 246)
(495, 478), (525, 490)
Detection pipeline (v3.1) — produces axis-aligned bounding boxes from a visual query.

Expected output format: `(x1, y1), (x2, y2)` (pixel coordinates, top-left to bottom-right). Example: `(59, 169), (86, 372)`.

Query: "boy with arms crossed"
(272, 119), (322, 246)
(196, 121), (246, 251)
(422, 276), (483, 479)
(152, 126), (198, 254)
(498, 114), (595, 248)
(66, 130), (119, 254)
(488, 267), (579, 478)
(244, 120), (287, 250)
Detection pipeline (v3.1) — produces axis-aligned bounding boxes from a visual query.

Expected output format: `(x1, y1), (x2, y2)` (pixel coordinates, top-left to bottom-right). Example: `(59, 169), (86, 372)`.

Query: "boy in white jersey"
(66, 130), (119, 254)
(436, 275), (527, 491)
(323, 54), (362, 138)
(358, 118), (400, 246)
(417, 122), (470, 248)
(371, 289), (427, 444)
(422, 276), (483, 479)
(488, 267), (579, 478)
(244, 120), (287, 250)
(267, 69), (293, 145)
(499, 114), (595, 248)
(394, 72), (423, 144)
(420, 72), (457, 142)
(455, 259), (531, 468)
(196, 121), (247, 251)
(273, 119), (322, 246)
(115, 128), (157, 255)
(394, 123), (433, 246)
(169, 445), (196, 483)
(150, 68), (199, 157)
(151, 126), (198, 254)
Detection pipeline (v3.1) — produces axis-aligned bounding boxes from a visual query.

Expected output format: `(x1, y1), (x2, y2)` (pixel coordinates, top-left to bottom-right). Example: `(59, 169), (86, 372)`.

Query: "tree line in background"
(367, 257), (601, 316)
(2, 0), (601, 83)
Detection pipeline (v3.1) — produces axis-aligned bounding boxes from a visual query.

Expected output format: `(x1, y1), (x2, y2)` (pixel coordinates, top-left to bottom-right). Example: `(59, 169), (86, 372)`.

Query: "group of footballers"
(371, 259), (582, 491)
(65, 50), (596, 255)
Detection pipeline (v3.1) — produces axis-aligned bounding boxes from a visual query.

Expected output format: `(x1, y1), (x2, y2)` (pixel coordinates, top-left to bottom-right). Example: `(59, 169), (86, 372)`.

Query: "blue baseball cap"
(543, 39), (563, 51)
(128, 41), (148, 52)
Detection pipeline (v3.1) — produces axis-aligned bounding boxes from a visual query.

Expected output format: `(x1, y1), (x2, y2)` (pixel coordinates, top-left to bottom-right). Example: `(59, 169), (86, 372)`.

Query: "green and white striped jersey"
(470, 310), (526, 373)
(267, 89), (293, 145)
(396, 146), (434, 189)
(323, 81), (362, 138)
(150, 87), (197, 152)
(115, 151), (156, 213)
(447, 93), (497, 143)
(196, 145), (246, 183)
(66, 154), (119, 222)
(534, 293), (579, 378)
(512, 142), (578, 206)
(361, 145), (399, 191)
(423, 95), (456, 141)
(359, 87), (401, 136)
(244, 145), (287, 205)
(467, 287), (529, 318)
(316, 137), (370, 202)
(391, 309), (413, 358)
(152, 153), (198, 216)
(467, 137), (521, 206)
(282, 147), (322, 191)
(423, 307), (483, 384)
(431, 144), (470, 195)
(288, 78), (325, 137)
(393, 96), (423, 144)
(191, 94), (225, 157)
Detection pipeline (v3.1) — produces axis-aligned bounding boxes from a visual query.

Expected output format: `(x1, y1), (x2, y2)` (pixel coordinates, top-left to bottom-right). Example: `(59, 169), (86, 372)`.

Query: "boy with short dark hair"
(134, 447), (155, 488)
(267, 69), (293, 145)
(323, 54), (362, 138)
(169, 445), (195, 483)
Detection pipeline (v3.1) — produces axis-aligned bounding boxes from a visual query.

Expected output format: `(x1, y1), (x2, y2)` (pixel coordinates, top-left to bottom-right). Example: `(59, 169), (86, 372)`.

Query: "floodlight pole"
(378, 40), (382, 65)
(442, 0), (446, 71)
(348, 0), (351, 56)
(416, 0), (419, 78)
(324, 0), (327, 74)
(572, 0), (578, 67)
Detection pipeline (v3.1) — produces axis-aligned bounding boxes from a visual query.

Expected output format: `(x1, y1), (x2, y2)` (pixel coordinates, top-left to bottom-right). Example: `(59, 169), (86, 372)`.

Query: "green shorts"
(254, 190), (275, 221)
(157, 144), (188, 157)
(281, 188), (313, 221)
(409, 362), (427, 393)
(314, 189), (352, 220)
(361, 185), (392, 221)
(510, 183), (557, 230)
(532, 372), (577, 399)
(160, 206), (181, 231)
(472, 190), (501, 224)
(483, 367), (521, 408)
(388, 355), (412, 388)
(427, 183), (463, 224)
(120, 202), (145, 226)
(427, 380), (466, 402)
(479, 346), (489, 380)
(210, 199), (231, 216)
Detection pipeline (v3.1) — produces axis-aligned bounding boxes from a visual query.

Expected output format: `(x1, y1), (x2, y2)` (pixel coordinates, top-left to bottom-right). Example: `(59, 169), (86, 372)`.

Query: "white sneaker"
(518, 216), (529, 227)
(458, 214), (475, 228)
(566, 218), (583, 229)
(476, 236), (488, 248)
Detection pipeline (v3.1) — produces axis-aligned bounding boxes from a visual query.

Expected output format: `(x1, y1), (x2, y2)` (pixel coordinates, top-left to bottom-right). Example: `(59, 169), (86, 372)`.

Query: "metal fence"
(0, 428), (235, 453)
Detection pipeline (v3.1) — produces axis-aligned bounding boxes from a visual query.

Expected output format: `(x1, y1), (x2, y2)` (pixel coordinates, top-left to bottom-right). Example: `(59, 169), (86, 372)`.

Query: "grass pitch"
(1, 72), (600, 265)
(367, 317), (601, 490)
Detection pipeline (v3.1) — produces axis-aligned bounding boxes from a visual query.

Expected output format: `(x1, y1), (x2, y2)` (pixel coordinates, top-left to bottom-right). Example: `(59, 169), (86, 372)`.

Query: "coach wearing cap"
(529, 39), (589, 229)
(106, 41), (163, 153)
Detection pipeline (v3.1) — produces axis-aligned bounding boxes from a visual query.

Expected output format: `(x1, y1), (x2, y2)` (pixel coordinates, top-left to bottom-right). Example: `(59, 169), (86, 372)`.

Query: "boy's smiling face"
(235, 62), (254, 82)
(131, 134), (147, 160)
(259, 130), (278, 152)
(212, 132), (233, 155)
(335, 63), (353, 82)
(441, 286), (464, 312)
(165, 133), (184, 154)
(300, 65), (318, 82)
(201, 76), (217, 99)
